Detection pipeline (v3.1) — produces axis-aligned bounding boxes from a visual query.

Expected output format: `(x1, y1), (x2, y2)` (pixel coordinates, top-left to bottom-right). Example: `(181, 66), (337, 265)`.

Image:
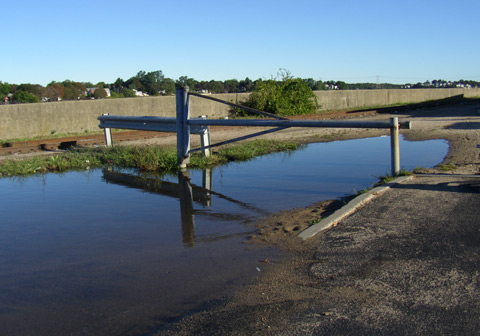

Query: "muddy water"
(0, 136), (447, 335)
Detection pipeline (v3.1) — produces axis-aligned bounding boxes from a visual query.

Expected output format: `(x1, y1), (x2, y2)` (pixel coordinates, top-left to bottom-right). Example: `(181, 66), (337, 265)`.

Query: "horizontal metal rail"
(98, 115), (208, 135)
(188, 118), (412, 129)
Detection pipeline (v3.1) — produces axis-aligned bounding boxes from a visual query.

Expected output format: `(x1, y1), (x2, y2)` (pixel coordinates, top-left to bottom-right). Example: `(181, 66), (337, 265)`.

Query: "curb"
(298, 175), (414, 240)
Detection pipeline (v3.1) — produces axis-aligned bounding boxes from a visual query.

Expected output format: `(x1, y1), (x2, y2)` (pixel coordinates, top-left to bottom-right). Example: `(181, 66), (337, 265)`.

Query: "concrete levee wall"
(1, 88), (479, 140)
(314, 88), (480, 111)
(0, 93), (249, 140)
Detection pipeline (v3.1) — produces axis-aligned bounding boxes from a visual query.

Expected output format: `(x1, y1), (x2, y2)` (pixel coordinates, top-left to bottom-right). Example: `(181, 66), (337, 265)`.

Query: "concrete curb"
(298, 175), (414, 240)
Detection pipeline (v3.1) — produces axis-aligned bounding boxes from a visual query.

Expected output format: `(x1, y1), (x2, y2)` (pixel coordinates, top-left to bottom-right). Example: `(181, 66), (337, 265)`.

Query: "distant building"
(133, 89), (149, 97)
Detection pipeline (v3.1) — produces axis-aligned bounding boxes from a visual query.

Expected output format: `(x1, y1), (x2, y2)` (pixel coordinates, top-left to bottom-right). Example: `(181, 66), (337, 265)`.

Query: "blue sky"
(3, 0), (479, 85)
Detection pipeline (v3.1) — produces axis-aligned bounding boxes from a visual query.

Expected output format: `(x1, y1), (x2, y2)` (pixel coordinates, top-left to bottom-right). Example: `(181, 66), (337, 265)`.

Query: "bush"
(235, 76), (319, 117)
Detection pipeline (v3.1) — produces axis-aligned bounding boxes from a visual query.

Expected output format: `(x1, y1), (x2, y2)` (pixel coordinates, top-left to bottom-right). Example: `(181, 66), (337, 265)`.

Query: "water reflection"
(102, 168), (267, 247)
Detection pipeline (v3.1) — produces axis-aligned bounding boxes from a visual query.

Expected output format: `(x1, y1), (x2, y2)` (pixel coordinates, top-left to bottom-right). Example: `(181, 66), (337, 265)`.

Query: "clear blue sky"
(3, 0), (479, 85)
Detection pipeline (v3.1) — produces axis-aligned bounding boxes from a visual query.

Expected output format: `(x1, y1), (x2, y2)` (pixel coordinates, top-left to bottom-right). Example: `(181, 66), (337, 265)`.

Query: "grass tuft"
(0, 140), (301, 177)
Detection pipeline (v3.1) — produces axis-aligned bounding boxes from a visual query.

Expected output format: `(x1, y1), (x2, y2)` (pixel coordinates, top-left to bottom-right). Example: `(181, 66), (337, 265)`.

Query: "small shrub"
(234, 70), (320, 117)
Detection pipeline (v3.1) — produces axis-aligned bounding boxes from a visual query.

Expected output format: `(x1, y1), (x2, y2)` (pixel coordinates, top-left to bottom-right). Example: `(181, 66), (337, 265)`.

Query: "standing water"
(0, 136), (448, 335)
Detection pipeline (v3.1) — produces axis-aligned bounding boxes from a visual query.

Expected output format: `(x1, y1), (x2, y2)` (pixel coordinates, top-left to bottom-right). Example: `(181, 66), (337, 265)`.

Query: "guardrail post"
(176, 87), (191, 169)
(390, 117), (400, 176)
(200, 116), (211, 157)
(102, 113), (113, 147)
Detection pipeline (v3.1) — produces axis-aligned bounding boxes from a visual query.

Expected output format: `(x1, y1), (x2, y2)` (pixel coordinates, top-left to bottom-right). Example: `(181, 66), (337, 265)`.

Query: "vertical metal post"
(200, 116), (211, 157)
(390, 117), (400, 176)
(102, 113), (113, 147)
(176, 87), (191, 169)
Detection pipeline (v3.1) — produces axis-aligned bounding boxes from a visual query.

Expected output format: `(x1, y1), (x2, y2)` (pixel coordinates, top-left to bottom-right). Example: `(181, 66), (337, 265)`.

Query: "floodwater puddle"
(0, 136), (448, 335)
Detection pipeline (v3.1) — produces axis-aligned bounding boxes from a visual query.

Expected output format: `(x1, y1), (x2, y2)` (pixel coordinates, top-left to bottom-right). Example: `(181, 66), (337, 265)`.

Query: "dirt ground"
(149, 101), (480, 335)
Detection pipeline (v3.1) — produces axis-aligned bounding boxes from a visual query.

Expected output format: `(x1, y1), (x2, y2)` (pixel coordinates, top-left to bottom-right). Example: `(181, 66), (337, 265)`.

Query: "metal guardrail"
(98, 114), (212, 156)
(98, 115), (209, 134)
(98, 87), (412, 176)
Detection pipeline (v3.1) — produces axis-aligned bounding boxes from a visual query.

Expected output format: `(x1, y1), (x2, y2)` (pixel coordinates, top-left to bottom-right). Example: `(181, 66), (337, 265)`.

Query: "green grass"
(0, 139), (301, 177)
(353, 169), (414, 195)
(375, 169), (414, 184)
(438, 163), (457, 171)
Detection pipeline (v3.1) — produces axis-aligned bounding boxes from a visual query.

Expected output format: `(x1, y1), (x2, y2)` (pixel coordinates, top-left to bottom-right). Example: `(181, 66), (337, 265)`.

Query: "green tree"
(94, 88), (107, 99)
(224, 79), (240, 93)
(335, 81), (349, 90)
(208, 80), (226, 93)
(138, 70), (166, 95)
(0, 81), (12, 98)
(238, 77), (254, 92)
(12, 90), (40, 103)
(176, 76), (198, 90)
(16, 83), (44, 99)
(62, 80), (86, 100)
(45, 82), (64, 101)
(159, 78), (175, 95)
(110, 91), (122, 98)
(303, 78), (325, 90)
(122, 88), (137, 98)
(125, 76), (144, 92)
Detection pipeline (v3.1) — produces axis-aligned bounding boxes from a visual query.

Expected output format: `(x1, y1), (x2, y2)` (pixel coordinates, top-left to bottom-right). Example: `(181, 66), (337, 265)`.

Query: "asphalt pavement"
(286, 173), (480, 335)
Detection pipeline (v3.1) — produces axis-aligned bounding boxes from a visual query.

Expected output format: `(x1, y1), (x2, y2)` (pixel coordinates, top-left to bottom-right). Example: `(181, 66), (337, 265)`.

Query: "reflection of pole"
(202, 168), (212, 206)
(178, 171), (195, 247)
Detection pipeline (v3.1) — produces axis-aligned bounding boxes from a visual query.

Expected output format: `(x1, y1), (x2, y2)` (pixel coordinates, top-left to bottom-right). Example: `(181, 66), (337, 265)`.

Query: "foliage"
(122, 88), (137, 98)
(94, 88), (107, 99)
(324, 80), (349, 90)
(438, 163), (457, 171)
(12, 90), (40, 103)
(176, 76), (198, 90)
(124, 70), (175, 96)
(0, 81), (12, 97)
(45, 82), (64, 101)
(375, 170), (413, 185)
(303, 78), (326, 90)
(236, 71), (320, 116)
(62, 80), (86, 100)
(109, 91), (122, 98)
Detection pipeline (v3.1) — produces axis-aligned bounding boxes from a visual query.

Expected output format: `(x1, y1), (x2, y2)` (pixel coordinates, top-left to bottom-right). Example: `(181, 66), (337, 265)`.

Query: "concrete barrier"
(314, 88), (480, 111)
(0, 88), (479, 140)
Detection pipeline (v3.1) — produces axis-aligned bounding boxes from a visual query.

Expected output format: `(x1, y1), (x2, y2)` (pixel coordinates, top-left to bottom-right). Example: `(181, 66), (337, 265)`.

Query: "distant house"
(133, 89), (149, 97)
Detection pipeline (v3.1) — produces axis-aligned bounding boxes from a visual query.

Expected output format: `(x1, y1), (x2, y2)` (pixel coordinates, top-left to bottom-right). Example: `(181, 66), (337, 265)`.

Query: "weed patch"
(0, 140), (300, 177)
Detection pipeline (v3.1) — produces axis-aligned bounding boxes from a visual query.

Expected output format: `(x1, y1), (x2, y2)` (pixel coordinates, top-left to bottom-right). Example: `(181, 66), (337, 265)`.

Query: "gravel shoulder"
(154, 102), (480, 335)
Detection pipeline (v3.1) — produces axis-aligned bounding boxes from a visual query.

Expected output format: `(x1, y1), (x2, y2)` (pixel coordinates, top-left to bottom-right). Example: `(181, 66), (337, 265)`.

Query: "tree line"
(1, 69), (479, 104)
